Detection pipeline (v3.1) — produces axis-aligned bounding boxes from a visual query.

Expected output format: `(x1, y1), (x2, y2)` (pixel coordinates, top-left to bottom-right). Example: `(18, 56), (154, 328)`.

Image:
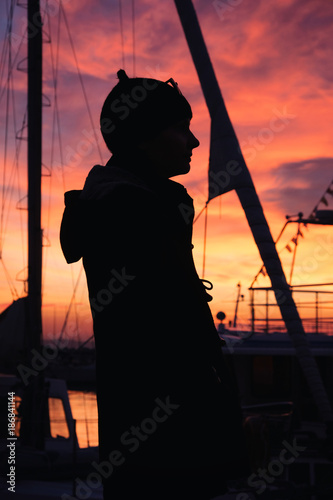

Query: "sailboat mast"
(27, 0), (43, 352)
(17, 0), (45, 450)
(174, 0), (333, 423)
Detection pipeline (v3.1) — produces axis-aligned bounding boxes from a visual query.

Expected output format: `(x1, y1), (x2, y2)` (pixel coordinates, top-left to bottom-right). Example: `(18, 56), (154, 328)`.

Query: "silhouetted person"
(60, 70), (249, 499)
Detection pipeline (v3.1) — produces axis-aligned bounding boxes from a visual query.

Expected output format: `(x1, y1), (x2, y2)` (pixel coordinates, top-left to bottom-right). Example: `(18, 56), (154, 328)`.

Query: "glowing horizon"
(0, 0), (333, 342)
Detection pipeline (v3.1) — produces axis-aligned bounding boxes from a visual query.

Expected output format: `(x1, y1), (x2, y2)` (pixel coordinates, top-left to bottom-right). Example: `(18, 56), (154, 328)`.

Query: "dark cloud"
(263, 157), (333, 216)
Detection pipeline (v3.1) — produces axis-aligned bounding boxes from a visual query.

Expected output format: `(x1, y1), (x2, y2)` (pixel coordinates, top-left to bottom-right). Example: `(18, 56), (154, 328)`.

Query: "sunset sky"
(0, 0), (332, 342)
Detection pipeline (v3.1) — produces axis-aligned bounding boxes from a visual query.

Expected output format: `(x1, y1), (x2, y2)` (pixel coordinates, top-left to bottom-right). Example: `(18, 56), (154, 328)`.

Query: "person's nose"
(189, 130), (200, 149)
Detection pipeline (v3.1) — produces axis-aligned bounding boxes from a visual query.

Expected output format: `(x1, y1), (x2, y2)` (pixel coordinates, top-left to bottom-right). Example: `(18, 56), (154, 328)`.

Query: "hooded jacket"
(60, 158), (249, 496)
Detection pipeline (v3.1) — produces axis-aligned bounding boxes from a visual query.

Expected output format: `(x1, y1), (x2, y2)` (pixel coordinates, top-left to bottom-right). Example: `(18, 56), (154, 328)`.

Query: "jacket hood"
(60, 164), (146, 264)
(60, 163), (189, 264)
(80, 164), (152, 201)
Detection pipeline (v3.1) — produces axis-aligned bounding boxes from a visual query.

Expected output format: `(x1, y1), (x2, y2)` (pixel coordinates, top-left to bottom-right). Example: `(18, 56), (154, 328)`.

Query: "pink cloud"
(1, 0), (332, 332)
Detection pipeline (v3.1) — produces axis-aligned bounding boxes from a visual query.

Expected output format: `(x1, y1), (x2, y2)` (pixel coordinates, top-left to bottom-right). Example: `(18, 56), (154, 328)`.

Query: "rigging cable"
(0, 0), (14, 258)
(131, 0), (136, 76)
(118, 0), (136, 75)
(0, 0), (21, 300)
(193, 202), (207, 224)
(58, 264), (84, 345)
(0, 2), (26, 105)
(57, 2), (96, 340)
(41, 0), (62, 299)
(252, 177), (333, 286)
(202, 203), (208, 279)
(1, 0), (31, 285)
(41, 1), (100, 341)
(118, 0), (125, 70)
(60, 1), (103, 164)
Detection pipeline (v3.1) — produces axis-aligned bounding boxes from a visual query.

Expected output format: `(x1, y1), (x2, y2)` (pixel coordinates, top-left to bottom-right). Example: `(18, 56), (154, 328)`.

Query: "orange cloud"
(0, 0), (332, 339)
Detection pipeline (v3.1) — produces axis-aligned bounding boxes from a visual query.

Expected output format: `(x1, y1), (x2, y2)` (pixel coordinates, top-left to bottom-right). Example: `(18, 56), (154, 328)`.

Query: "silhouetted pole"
(27, 0), (42, 351)
(174, 0), (333, 423)
(20, 0), (44, 449)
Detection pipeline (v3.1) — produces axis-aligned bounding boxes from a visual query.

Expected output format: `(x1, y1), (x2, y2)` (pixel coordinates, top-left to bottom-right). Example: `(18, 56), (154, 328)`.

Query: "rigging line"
(0, 3), (10, 91)
(252, 178), (333, 287)
(0, 258), (19, 300)
(288, 176), (333, 244)
(202, 203), (208, 279)
(0, 0), (15, 258)
(0, 0), (14, 93)
(0, 99), (28, 273)
(0, 64), (19, 310)
(131, 0), (136, 76)
(8, 37), (28, 268)
(43, 33), (66, 293)
(0, 70), (22, 306)
(77, 334), (94, 349)
(289, 221), (301, 286)
(118, 0), (125, 69)
(52, 1), (67, 193)
(0, 6), (27, 106)
(58, 263), (84, 345)
(43, 1), (56, 254)
(276, 177), (333, 266)
(44, 5), (79, 340)
(193, 201), (208, 224)
(71, 263), (80, 344)
(15, 111), (28, 272)
(308, 178), (333, 217)
(2, 78), (25, 259)
(44, 0), (65, 250)
(0, 3), (28, 280)
(59, 1), (103, 163)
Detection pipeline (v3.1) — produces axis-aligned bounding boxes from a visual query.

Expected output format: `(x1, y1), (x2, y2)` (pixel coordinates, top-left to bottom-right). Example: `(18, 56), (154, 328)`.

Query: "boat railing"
(249, 285), (333, 335)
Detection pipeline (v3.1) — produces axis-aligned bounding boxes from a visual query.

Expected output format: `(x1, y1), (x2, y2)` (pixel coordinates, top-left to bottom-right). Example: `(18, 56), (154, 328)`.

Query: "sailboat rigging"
(0, 0), (333, 496)
(0, 1), (100, 482)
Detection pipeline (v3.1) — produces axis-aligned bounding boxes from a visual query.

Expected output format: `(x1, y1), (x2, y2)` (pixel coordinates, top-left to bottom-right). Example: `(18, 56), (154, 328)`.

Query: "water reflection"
(68, 390), (98, 448)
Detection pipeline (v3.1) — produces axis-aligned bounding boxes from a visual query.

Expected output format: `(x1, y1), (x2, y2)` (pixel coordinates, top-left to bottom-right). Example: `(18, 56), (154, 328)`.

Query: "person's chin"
(169, 162), (191, 178)
(180, 161), (191, 174)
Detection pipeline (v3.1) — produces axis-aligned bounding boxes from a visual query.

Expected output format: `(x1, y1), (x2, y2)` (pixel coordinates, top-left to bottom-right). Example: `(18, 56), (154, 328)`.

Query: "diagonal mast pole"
(173, 0), (333, 423)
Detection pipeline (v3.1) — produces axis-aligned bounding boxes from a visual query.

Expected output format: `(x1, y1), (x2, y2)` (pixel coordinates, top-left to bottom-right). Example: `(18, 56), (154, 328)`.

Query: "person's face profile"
(139, 118), (200, 178)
